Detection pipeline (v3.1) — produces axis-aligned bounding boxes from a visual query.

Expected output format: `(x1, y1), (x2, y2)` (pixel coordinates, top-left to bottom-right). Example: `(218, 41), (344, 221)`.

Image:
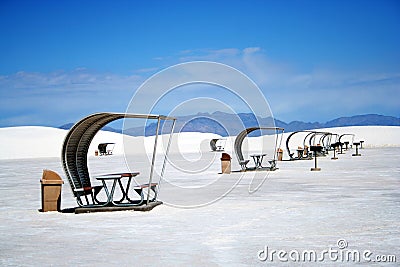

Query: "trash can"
(304, 145), (309, 157)
(40, 169), (64, 212)
(221, 153), (231, 174)
(277, 148), (283, 161)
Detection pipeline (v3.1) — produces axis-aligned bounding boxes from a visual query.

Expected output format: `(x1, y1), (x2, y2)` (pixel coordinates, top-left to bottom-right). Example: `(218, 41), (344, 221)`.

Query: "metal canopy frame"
(61, 112), (176, 206)
(285, 130), (331, 160)
(339, 133), (355, 145)
(209, 138), (227, 152)
(306, 132), (334, 150)
(98, 142), (116, 155)
(320, 133), (339, 151)
(234, 127), (285, 169)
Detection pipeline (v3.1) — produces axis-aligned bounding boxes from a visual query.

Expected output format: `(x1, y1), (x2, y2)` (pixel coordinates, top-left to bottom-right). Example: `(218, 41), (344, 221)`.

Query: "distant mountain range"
(59, 113), (400, 136)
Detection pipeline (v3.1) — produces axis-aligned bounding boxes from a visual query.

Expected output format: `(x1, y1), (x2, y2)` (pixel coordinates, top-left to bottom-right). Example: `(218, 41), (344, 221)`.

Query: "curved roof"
(285, 130), (331, 159)
(210, 139), (218, 151)
(234, 127), (284, 163)
(303, 131), (332, 148)
(61, 112), (175, 198)
(339, 133), (355, 143)
(209, 138), (226, 151)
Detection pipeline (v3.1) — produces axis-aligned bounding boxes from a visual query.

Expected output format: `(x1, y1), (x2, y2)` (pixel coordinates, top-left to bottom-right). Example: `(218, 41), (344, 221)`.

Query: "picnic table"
(297, 148), (304, 159)
(352, 142), (361, 156)
(250, 153), (267, 169)
(95, 172), (149, 206)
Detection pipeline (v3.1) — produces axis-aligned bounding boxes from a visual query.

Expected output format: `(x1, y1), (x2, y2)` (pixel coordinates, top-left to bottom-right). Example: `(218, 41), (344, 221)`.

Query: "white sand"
(0, 127), (222, 160)
(1, 125), (399, 160)
(0, 125), (399, 265)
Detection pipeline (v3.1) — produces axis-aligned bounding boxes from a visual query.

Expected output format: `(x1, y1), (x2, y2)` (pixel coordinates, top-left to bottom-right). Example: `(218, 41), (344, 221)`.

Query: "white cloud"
(0, 69), (146, 126)
(1, 48), (399, 126)
(243, 47), (261, 54)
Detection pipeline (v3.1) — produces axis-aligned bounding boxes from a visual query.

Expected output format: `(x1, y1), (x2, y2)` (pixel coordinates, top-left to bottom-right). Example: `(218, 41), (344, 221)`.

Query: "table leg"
(251, 157), (257, 168)
(113, 178), (146, 206)
(116, 178), (130, 203)
(100, 179), (118, 206)
(125, 177), (134, 202)
(259, 155), (265, 168)
(117, 176), (142, 204)
(108, 179), (119, 205)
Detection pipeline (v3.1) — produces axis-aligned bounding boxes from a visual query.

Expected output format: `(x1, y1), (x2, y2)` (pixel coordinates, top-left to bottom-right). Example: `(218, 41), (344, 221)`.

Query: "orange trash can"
(220, 153), (231, 174)
(277, 148), (283, 161)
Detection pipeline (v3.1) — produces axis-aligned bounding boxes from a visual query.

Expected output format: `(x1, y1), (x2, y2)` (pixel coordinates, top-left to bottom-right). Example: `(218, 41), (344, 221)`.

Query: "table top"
(96, 172), (140, 180)
(250, 153), (267, 157)
(310, 145), (323, 152)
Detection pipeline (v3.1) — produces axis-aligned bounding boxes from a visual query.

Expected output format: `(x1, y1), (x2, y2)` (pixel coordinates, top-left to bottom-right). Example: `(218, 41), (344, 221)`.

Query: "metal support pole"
(310, 148), (321, 171)
(352, 143), (361, 156)
(314, 151), (317, 168)
(331, 145), (338, 160)
(158, 119), (176, 191)
(147, 117), (161, 205)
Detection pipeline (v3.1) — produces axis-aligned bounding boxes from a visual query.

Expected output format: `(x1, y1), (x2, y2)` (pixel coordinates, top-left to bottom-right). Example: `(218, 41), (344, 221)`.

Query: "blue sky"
(0, 0), (399, 127)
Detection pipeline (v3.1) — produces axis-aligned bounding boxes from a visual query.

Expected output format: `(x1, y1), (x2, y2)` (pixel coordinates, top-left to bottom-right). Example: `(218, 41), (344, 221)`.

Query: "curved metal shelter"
(285, 130), (331, 160)
(319, 133), (338, 151)
(62, 112), (176, 207)
(209, 138), (226, 152)
(339, 133), (355, 144)
(98, 142), (115, 155)
(306, 131), (334, 154)
(234, 127), (284, 170)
